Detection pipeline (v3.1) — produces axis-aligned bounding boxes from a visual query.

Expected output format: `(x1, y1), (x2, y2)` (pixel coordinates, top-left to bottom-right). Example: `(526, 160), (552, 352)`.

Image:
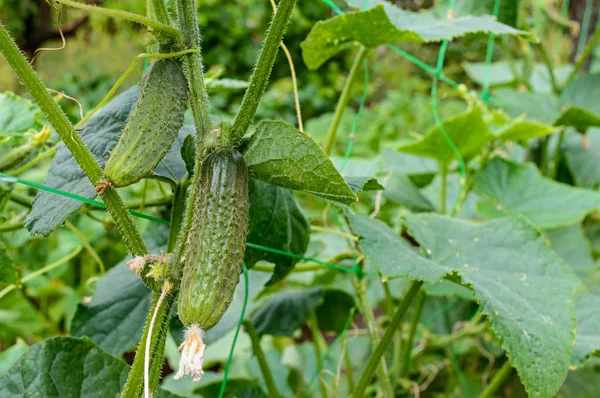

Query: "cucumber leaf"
(347, 211), (582, 397)
(562, 128), (600, 188)
(397, 106), (491, 164)
(0, 336), (177, 398)
(344, 176), (385, 193)
(243, 120), (357, 205)
(245, 180), (310, 285)
(571, 293), (600, 367)
(302, 0), (534, 69)
(474, 157), (600, 228)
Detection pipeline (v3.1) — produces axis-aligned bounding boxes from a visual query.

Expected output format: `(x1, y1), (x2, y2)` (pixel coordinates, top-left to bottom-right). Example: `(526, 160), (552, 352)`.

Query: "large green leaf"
(491, 89), (558, 125)
(0, 336), (176, 398)
(562, 128), (600, 188)
(251, 287), (324, 336)
(572, 293), (600, 367)
(301, 0), (534, 69)
(474, 157), (600, 228)
(381, 148), (438, 176)
(545, 225), (596, 282)
(397, 106), (491, 164)
(250, 287), (355, 337)
(245, 180), (310, 285)
(70, 261), (152, 356)
(347, 211), (581, 397)
(0, 339), (28, 377)
(344, 176), (385, 193)
(25, 85), (191, 236)
(383, 173), (435, 212)
(0, 92), (44, 141)
(243, 120), (356, 204)
(0, 336), (129, 397)
(0, 242), (18, 284)
(556, 73), (600, 131)
(492, 118), (558, 142)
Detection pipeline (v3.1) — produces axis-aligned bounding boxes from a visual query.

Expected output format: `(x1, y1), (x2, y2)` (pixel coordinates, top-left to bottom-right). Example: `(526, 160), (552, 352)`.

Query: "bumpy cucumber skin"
(178, 148), (249, 330)
(104, 59), (187, 187)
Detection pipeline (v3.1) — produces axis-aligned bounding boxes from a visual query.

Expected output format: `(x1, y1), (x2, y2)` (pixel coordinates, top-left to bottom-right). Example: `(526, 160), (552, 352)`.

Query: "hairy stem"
(122, 292), (175, 398)
(353, 281), (423, 398)
(175, 0), (212, 154)
(479, 360), (513, 398)
(54, 0), (180, 37)
(0, 24), (147, 256)
(167, 183), (188, 252)
(324, 46), (368, 155)
(243, 320), (280, 398)
(150, 0), (171, 25)
(232, 0), (297, 140)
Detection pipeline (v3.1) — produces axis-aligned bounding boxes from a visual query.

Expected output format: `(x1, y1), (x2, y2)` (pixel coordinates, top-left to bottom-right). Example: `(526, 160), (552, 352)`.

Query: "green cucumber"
(104, 58), (188, 187)
(177, 147), (249, 330)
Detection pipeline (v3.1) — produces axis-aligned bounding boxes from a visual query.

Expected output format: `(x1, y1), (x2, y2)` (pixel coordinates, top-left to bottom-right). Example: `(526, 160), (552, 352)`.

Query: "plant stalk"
(440, 163), (448, 215)
(232, 0), (297, 140)
(549, 129), (566, 180)
(353, 280), (423, 398)
(54, 0), (179, 37)
(324, 46), (368, 155)
(150, 0), (171, 25)
(0, 24), (147, 256)
(536, 42), (560, 94)
(567, 27), (600, 83)
(122, 292), (175, 398)
(308, 314), (329, 398)
(175, 0), (212, 154)
(167, 183), (188, 252)
(243, 320), (280, 398)
(400, 292), (426, 377)
(342, 333), (356, 391)
(353, 276), (395, 398)
(478, 360), (513, 398)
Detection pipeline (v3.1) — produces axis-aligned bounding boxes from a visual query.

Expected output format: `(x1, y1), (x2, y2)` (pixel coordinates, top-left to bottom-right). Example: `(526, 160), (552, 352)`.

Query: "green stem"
(175, 0), (212, 154)
(0, 24), (147, 256)
(353, 280), (423, 398)
(308, 314), (329, 398)
(353, 276), (395, 398)
(440, 163), (448, 215)
(65, 221), (105, 274)
(323, 46), (368, 155)
(232, 0), (297, 140)
(0, 246), (82, 300)
(478, 360), (513, 398)
(11, 144), (58, 176)
(243, 320), (280, 398)
(53, 0), (180, 37)
(549, 129), (566, 179)
(342, 333), (356, 391)
(427, 321), (487, 349)
(567, 27), (600, 83)
(167, 183), (188, 252)
(0, 213), (27, 232)
(122, 291), (175, 398)
(536, 42), (560, 94)
(400, 292), (426, 377)
(540, 136), (549, 176)
(9, 192), (32, 208)
(150, 0), (171, 25)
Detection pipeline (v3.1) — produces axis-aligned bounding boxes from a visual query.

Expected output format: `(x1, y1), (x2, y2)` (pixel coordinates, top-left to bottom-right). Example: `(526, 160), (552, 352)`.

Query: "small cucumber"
(104, 58), (188, 187)
(178, 147), (249, 330)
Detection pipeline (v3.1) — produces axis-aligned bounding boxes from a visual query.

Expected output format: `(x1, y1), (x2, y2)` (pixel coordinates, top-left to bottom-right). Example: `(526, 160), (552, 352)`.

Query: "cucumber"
(104, 58), (188, 187)
(177, 147), (249, 330)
